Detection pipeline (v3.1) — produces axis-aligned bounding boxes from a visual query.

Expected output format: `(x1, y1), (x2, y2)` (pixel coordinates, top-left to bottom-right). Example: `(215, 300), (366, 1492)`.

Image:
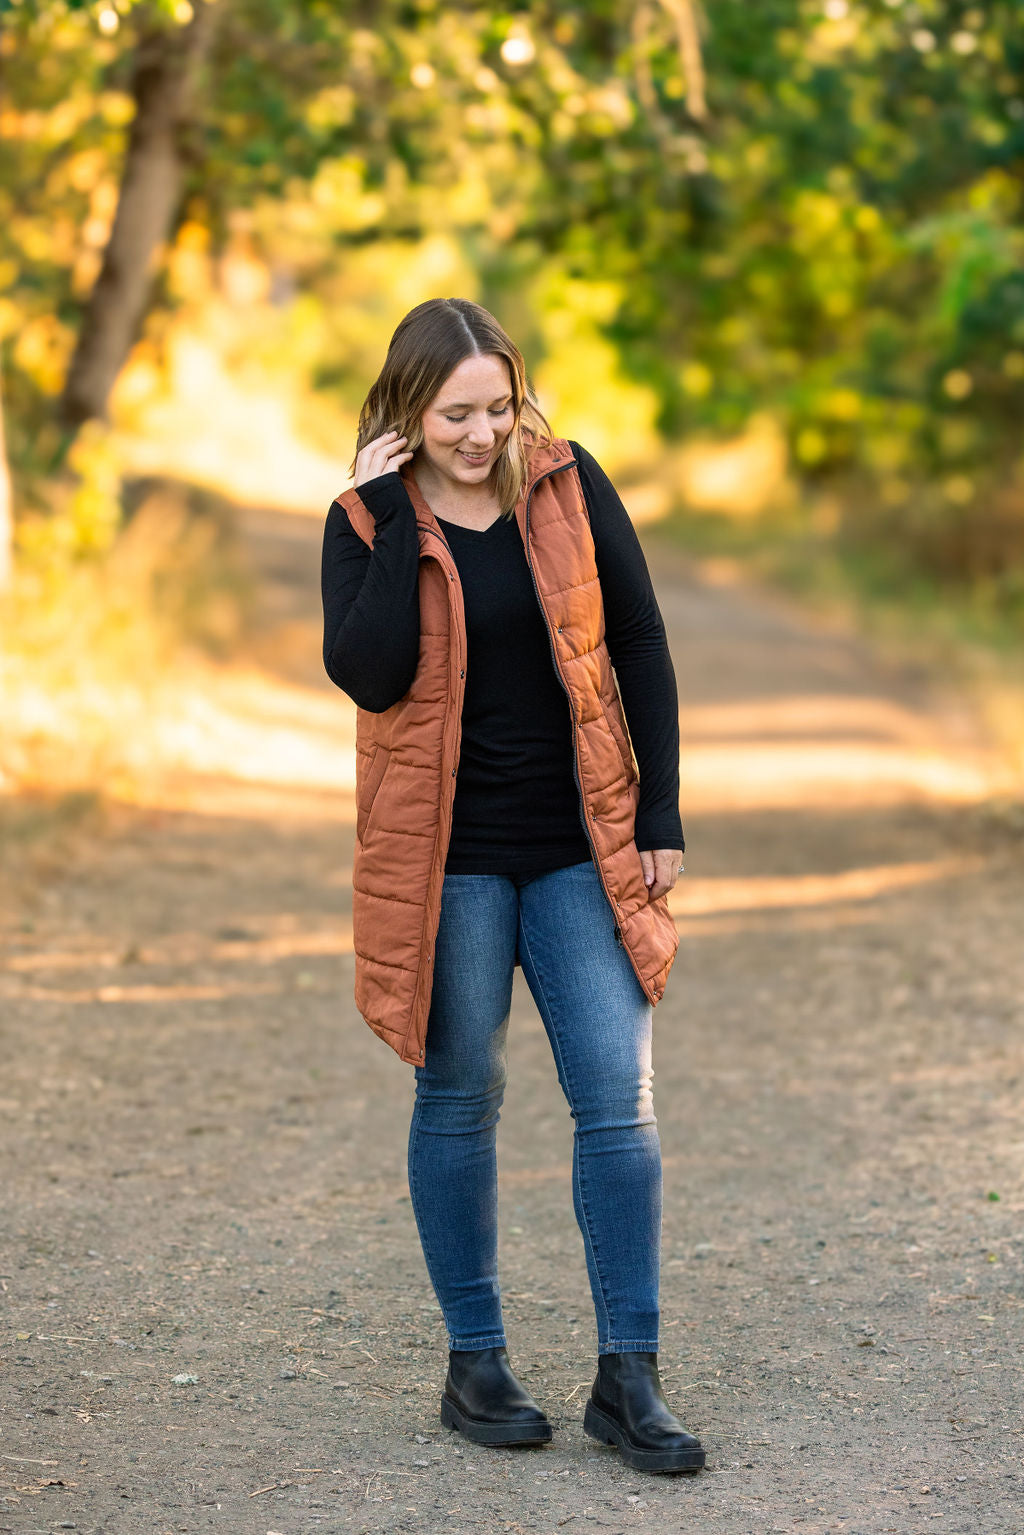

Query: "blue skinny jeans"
(407, 858), (662, 1355)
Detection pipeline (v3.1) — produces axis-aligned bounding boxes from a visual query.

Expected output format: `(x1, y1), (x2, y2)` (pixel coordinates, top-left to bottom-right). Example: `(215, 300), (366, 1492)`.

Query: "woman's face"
(418, 353), (515, 490)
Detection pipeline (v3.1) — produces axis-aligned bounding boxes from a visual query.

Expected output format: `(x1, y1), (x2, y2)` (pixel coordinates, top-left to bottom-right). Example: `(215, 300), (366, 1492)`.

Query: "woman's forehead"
(433, 353), (512, 405)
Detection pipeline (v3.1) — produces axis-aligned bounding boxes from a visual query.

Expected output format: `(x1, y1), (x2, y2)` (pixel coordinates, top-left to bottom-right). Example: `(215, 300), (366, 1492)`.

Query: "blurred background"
(1, 0), (1022, 819)
(2, 12), (1024, 1519)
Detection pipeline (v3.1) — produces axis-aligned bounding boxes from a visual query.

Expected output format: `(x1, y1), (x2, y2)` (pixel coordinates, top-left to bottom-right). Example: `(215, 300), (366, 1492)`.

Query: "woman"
(321, 297), (704, 1474)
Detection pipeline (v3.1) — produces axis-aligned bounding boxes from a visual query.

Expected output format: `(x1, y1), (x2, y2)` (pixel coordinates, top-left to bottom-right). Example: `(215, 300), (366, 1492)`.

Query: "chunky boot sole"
(583, 1398), (706, 1473)
(440, 1392), (553, 1447)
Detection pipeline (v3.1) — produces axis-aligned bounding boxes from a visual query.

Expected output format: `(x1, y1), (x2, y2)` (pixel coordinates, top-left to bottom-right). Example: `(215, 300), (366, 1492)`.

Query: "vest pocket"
(599, 694), (635, 783)
(356, 743), (391, 843)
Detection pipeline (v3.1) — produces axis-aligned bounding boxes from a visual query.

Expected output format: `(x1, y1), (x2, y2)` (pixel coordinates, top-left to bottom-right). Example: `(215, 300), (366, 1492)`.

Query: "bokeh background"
(2, 0), (1023, 815)
(3, 8), (1024, 1528)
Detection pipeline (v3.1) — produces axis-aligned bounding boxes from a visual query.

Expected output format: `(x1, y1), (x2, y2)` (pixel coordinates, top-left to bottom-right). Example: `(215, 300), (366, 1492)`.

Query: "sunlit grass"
(0, 472), (357, 824)
(2, 477), (244, 787)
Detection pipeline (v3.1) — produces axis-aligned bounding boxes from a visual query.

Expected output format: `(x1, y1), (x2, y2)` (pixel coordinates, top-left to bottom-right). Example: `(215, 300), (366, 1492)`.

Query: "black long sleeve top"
(321, 441), (684, 874)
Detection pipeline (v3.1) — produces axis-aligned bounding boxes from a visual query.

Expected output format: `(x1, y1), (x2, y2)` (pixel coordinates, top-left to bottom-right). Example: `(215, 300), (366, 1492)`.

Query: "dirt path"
(2, 509), (1022, 1535)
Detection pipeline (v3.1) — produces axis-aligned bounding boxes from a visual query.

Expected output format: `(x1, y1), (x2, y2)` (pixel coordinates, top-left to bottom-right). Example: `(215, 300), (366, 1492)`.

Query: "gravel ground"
(2, 514), (1022, 1535)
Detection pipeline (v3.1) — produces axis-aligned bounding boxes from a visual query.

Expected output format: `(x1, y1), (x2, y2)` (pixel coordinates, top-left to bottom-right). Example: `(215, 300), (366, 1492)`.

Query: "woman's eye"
(443, 406), (510, 423)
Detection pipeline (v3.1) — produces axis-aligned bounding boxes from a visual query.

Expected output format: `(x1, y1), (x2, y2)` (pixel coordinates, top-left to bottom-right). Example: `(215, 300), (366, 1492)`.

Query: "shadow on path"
(1, 508), (1021, 1534)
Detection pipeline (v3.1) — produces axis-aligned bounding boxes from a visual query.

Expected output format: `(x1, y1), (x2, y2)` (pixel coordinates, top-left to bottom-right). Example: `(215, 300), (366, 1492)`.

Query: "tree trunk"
(59, 1), (214, 429)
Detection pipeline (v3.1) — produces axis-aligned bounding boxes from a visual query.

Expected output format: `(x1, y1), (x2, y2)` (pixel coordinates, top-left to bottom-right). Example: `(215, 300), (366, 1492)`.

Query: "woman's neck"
(411, 455), (500, 518)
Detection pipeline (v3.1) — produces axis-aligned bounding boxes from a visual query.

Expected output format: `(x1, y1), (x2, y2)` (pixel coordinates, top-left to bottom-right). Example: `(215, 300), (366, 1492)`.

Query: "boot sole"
(440, 1392), (553, 1446)
(583, 1398), (706, 1472)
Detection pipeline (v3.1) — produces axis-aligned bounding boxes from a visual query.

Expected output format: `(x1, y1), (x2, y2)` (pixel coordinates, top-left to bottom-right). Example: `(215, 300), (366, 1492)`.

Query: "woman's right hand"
(354, 429), (414, 488)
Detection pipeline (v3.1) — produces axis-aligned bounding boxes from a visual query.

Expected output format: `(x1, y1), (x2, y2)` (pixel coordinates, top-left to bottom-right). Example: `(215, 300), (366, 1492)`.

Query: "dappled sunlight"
(129, 668), (357, 791)
(3, 922), (354, 974)
(668, 855), (984, 939)
(11, 980), (285, 1004)
(679, 739), (994, 810)
(675, 412), (791, 518)
(108, 776), (356, 824)
(3, 16), (1023, 1521)
(682, 694), (945, 746)
(109, 236), (483, 518)
(1, 645), (360, 815)
(678, 691), (1004, 813)
(115, 327), (351, 518)
(673, 902), (889, 938)
(670, 856), (983, 919)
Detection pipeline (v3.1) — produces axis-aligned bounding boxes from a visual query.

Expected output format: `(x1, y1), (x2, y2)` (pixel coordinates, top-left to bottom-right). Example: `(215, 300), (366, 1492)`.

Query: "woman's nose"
(465, 412), (495, 441)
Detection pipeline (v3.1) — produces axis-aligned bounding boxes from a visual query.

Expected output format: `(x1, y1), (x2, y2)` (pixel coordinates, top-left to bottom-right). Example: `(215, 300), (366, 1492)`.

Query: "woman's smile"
(413, 352), (515, 499)
(330, 295), (694, 1472)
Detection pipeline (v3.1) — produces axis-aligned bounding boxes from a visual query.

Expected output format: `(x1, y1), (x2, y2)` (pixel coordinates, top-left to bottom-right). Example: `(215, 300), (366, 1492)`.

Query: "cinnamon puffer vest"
(334, 436), (679, 1065)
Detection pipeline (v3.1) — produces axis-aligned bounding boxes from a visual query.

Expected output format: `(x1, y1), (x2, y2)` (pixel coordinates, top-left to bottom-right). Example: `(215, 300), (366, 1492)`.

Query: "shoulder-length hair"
(351, 297), (555, 519)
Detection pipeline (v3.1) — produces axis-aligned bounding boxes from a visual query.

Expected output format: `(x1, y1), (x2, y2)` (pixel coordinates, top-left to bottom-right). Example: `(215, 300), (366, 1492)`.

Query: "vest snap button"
(460, 669), (465, 678)
(557, 625), (563, 634)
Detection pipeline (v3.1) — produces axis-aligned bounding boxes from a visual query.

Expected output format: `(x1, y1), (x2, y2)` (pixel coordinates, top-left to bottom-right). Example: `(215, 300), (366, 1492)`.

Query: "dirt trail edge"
(2, 509), (1022, 1535)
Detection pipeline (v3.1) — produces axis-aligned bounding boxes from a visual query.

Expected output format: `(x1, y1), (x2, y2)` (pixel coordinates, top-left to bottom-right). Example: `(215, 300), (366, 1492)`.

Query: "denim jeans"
(407, 858), (662, 1355)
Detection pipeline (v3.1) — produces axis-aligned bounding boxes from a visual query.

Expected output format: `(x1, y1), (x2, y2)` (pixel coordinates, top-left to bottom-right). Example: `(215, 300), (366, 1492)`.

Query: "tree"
(59, 1), (216, 426)
(3, 0), (1022, 605)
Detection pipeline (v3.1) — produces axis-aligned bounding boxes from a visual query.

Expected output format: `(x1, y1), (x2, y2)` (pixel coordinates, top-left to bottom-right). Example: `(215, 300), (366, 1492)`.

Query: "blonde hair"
(351, 297), (555, 518)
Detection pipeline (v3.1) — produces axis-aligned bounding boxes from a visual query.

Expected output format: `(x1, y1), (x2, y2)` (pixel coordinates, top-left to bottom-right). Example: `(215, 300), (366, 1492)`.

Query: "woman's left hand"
(639, 848), (684, 903)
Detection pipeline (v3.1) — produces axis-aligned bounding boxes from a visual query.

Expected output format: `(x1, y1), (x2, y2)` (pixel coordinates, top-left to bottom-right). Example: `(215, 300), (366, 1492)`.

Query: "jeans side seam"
(407, 1092), (482, 1350)
(516, 913), (615, 1348)
(406, 1094), (440, 1296)
(573, 1139), (614, 1350)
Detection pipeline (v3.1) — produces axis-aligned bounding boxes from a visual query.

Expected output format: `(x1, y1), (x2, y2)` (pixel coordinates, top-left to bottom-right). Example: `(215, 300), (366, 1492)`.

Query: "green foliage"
(3, 0), (1024, 618)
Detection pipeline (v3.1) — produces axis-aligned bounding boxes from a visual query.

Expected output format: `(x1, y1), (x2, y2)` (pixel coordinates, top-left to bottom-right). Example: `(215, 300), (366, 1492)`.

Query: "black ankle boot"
(440, 1346), (553, 1446)
(584, 1352), (705, 1472)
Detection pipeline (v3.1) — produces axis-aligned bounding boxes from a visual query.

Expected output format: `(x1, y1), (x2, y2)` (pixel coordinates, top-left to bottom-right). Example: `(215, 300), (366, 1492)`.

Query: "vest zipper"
(522, 459), (643, 974)
(409, 520), (466, 1060)
(417, 519), (464, 786)
(418, 522), (452, 554)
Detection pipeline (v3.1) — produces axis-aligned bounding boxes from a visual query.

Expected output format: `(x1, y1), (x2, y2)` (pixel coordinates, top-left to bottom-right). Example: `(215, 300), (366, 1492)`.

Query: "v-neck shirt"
(431, 509), (593, 873)
(321, 441), (683, 875)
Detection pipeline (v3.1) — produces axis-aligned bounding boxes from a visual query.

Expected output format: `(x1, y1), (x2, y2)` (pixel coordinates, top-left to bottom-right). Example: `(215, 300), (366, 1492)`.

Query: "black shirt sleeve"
(320, 472), (421, 713)
(568, 441), (685, 854)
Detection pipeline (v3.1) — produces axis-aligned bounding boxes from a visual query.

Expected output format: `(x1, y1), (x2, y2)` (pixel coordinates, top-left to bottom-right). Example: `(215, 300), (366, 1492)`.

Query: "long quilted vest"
(333, 436), (679, 1065)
